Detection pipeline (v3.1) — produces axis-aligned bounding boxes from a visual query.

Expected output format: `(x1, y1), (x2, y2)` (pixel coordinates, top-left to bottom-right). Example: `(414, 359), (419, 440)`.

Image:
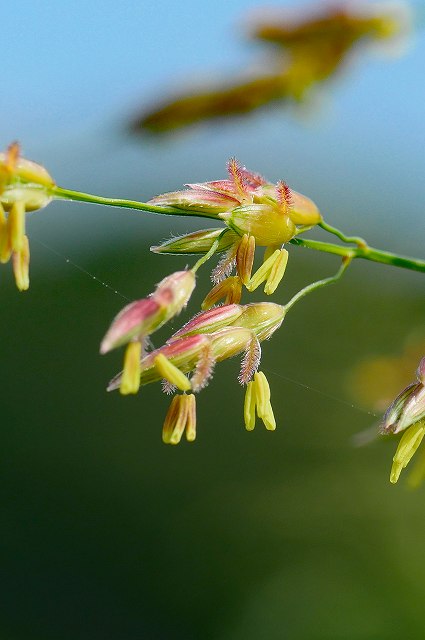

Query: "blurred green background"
(1, 1), (425, 638)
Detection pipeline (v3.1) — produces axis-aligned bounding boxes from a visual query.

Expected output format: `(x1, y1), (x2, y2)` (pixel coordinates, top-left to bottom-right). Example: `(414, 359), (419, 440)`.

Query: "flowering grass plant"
(1, 143), (424, 483)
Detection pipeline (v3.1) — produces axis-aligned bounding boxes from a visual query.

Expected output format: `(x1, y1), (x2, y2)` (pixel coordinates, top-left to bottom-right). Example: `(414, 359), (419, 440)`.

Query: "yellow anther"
(244, 381), (256, 431)
(169, 402), (189, 444)
(185, 394), (197, 442)
(243, 371), (276, 432)
(264, 249), (288, 295)
(162, 394), (197, 444)
(7, 200), (25, 253)
(154, 353), (191, 392)
(201, 276), (242, 310)
(247, 249), (288, 295)
(263, 244), (280, 262)
(162, 395), (182, 444)
(120, 342), (142, 395)
(236, 233), (255, 285)
(246, 250), (280, 292)
(390, 421), (425, 484)
(12, 235), (30, 291)
(254, 371), (270, 417)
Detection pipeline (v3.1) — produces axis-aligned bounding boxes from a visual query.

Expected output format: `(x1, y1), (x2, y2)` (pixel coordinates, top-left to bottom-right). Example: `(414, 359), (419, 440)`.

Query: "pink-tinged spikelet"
(101, 270), (195, 354)
(100, 298), (162, 354)
(237, 166), (267, 190)
(169, 304), (243, 341)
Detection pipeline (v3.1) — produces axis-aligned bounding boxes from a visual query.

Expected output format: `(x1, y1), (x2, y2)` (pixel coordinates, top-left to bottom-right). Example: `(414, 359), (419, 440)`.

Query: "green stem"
(192, 233), (223, 272)
(285, 257), (352, 312)
(50, 185), (425, 274)
(290, 237), (425, 274)
(50, 186), (220, 221)
(319, 220), (367, 248)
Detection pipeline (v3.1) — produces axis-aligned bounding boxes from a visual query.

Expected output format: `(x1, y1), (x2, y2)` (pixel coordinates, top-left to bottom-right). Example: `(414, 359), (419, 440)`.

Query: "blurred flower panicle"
(133, 1), (410, 134)
(347, 330), (425, 412)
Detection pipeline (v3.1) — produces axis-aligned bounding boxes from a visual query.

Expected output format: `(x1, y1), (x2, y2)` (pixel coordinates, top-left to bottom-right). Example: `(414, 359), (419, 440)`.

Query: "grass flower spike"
(0, 142), (55, 290)
(133, 2), (410, 134)
(0, 142), (54, 211)
(151, 158), (321, 300)
(149, 158), (266, 216)
(151, 228), (238, 255)
(106, 302), (285, 442)
(381, 357), (425, 484)
(101, 270), (196, 395)
(2, 143), (423, 460)
(381, 356), (425, 436)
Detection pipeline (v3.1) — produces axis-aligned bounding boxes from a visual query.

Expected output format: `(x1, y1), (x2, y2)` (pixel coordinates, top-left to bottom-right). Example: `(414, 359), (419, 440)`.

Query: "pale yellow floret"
(390, 420), (425, 484)
(154, 353), (191, 392)
(0, 144), (54, 212)
(120, 342), (142, 395)
(225, 203), (296, 246)
(13, 157), (54, 187)
(289, 191), (322, 226)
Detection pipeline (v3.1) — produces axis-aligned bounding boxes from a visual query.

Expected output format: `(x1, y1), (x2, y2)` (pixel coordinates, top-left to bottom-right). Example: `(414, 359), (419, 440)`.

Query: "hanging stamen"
(154, 353), (192, 392)
(236, 233), (256, 285)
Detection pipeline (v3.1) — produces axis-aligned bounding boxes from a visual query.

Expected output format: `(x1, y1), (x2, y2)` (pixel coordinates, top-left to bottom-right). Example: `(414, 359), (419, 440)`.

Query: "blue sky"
(2, 0), (424, 255)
